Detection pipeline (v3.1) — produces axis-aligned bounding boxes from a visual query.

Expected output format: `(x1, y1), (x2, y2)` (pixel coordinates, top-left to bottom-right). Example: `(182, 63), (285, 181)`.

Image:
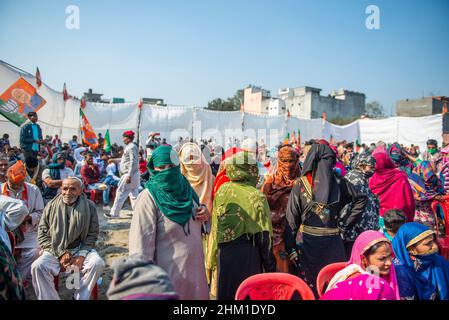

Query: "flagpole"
(136, 99), (143, 147)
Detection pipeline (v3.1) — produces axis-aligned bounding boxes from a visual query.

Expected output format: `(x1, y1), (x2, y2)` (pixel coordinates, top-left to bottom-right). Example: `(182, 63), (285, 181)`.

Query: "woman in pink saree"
(321, 230), (400, 300)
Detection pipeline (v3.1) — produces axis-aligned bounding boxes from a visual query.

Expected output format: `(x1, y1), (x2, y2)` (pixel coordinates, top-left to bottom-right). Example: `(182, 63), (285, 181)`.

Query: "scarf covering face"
(301, 143), (340, 205)
(392, 222), (449, 300)
(179, 143), (215, 213)
(206, 151), (273, 282)
(47, 152), (66, 180)
(369, 152), (415, 221)
(346, 230), (400, 299)
(261, 146), (300, 244)
(145, 145), (199, 227)
(107, 253), (179, 300)
(408, 161), (443, 201)
(388, 143), (409, 167)
(262, 146), (300, 198)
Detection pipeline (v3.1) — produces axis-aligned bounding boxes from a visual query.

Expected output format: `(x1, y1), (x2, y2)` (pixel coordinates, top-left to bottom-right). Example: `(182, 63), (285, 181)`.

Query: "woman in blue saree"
(392, 222), (449, 300)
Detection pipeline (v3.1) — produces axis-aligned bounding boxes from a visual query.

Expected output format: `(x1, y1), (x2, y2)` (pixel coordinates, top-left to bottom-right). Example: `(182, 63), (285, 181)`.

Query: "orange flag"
(80, 109), (98, 150)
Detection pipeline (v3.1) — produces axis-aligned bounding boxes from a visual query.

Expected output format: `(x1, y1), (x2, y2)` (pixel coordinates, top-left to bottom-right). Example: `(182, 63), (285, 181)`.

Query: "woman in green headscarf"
(207, 151), (276, 300)
(129, 145), (210, 300)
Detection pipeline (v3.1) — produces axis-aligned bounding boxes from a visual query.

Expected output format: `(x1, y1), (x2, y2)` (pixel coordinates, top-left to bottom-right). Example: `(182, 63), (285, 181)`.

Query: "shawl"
(179, 143), (215, 213)
(369, 152), (415, 221)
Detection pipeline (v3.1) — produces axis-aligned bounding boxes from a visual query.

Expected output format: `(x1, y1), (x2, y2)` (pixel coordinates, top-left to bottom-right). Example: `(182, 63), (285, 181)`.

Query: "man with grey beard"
(31, 177), (105, 300)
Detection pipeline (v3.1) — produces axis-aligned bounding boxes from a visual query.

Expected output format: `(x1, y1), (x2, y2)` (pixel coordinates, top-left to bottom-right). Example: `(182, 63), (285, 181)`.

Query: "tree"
(365, 100), (385, 118)
(206, 88), (245, 111)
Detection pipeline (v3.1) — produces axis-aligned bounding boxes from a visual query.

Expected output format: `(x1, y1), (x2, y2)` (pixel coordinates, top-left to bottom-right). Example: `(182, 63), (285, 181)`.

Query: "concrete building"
(142, 97), (166, 106)
(241, 85), (367, 120)
(396, 96), (449, 117)
(83, 88), (105, 103)
(278, 87), (366, 120)
(242, 86), (272, 114)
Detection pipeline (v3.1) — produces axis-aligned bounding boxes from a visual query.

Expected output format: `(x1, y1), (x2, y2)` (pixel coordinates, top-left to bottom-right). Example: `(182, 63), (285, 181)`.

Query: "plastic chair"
(316, 262), (347, 297)
(431, 197), (449, 260)
(54, 272), (98, 300)
(235, 272), (315, 300)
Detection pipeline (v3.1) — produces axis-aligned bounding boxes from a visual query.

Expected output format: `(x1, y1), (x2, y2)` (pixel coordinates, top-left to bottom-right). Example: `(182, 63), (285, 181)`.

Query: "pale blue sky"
(1, 0), (448, 115)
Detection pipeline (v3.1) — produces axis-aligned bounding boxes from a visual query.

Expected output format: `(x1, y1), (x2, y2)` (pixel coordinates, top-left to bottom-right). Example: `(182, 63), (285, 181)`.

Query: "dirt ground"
(25, 204), (133, 300)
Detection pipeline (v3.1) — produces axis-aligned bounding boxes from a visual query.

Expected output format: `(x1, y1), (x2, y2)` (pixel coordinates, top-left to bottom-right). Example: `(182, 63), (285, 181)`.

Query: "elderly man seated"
(31, 177), (105, 300)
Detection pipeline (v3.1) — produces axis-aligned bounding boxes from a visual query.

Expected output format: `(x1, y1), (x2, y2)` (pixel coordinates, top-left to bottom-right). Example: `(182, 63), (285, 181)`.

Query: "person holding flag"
(105, 130), (140, 219)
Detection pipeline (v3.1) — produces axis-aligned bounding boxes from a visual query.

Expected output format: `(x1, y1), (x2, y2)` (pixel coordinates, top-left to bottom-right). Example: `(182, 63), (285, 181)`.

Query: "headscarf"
(107, 254), (179, 300)
(6, 160), (26, 184)
(179, 143), (215, 213)
(369, 152), (415, 221)
(206, 151), (273, 281)
(261, 146), (300, 244)
(211, 147), (243, 199)
(351, 152), (376, 170)
(47, 152), (66, 180)
(348, 231), (400, 299)
(408, 161), (444, 201)
(392, 223), (449, 300)
(145, 145), (199, 228)
(301, 143), (340, 205)
(321, 273), (396, 300)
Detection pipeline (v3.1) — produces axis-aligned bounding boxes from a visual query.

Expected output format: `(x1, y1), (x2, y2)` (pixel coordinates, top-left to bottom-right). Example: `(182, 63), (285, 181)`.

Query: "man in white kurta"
(106, 130), (140, 219)
(31, 177), (105, 300)
(1, 160), (44, 284)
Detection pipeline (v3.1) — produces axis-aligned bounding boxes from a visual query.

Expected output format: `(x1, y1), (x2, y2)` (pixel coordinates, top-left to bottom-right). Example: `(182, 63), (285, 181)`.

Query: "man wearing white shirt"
(105, 131), (140, 219)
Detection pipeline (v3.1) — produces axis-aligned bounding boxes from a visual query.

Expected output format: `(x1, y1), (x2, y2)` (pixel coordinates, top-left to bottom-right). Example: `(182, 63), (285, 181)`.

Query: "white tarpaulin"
(195, 109), (243, 148)
(84, 102), (140, 145)
(140, 105), (193, 146)
(359, 114), (442, 150)
(288, 117), (324, 143)
(323, 120), (360, 144)
(244, 113), (286, 147)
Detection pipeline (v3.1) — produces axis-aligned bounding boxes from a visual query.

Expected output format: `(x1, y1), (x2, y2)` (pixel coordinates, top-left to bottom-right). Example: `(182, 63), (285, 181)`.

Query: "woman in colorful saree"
(207, 151), (276, 300)
(408, 161), (444, 230)
(322, 230), (400, 300)
(392, 222), (449, 300)
(261, 145), (300, 273)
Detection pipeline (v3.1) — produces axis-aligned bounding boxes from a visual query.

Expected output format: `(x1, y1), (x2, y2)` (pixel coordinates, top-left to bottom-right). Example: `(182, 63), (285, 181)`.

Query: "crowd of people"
(1, 110), (449, 301)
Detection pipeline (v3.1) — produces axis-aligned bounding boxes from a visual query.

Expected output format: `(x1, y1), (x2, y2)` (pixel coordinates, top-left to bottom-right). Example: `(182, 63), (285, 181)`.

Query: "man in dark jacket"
(19, 112), (43, 160)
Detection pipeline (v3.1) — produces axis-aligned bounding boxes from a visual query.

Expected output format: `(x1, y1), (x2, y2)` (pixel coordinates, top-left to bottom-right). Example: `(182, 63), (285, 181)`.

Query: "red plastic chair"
(316, 262), (347, 297)
(54, 272), (98, 300)
(235, 272), (315, 300)
(431, 197), (449, 260)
